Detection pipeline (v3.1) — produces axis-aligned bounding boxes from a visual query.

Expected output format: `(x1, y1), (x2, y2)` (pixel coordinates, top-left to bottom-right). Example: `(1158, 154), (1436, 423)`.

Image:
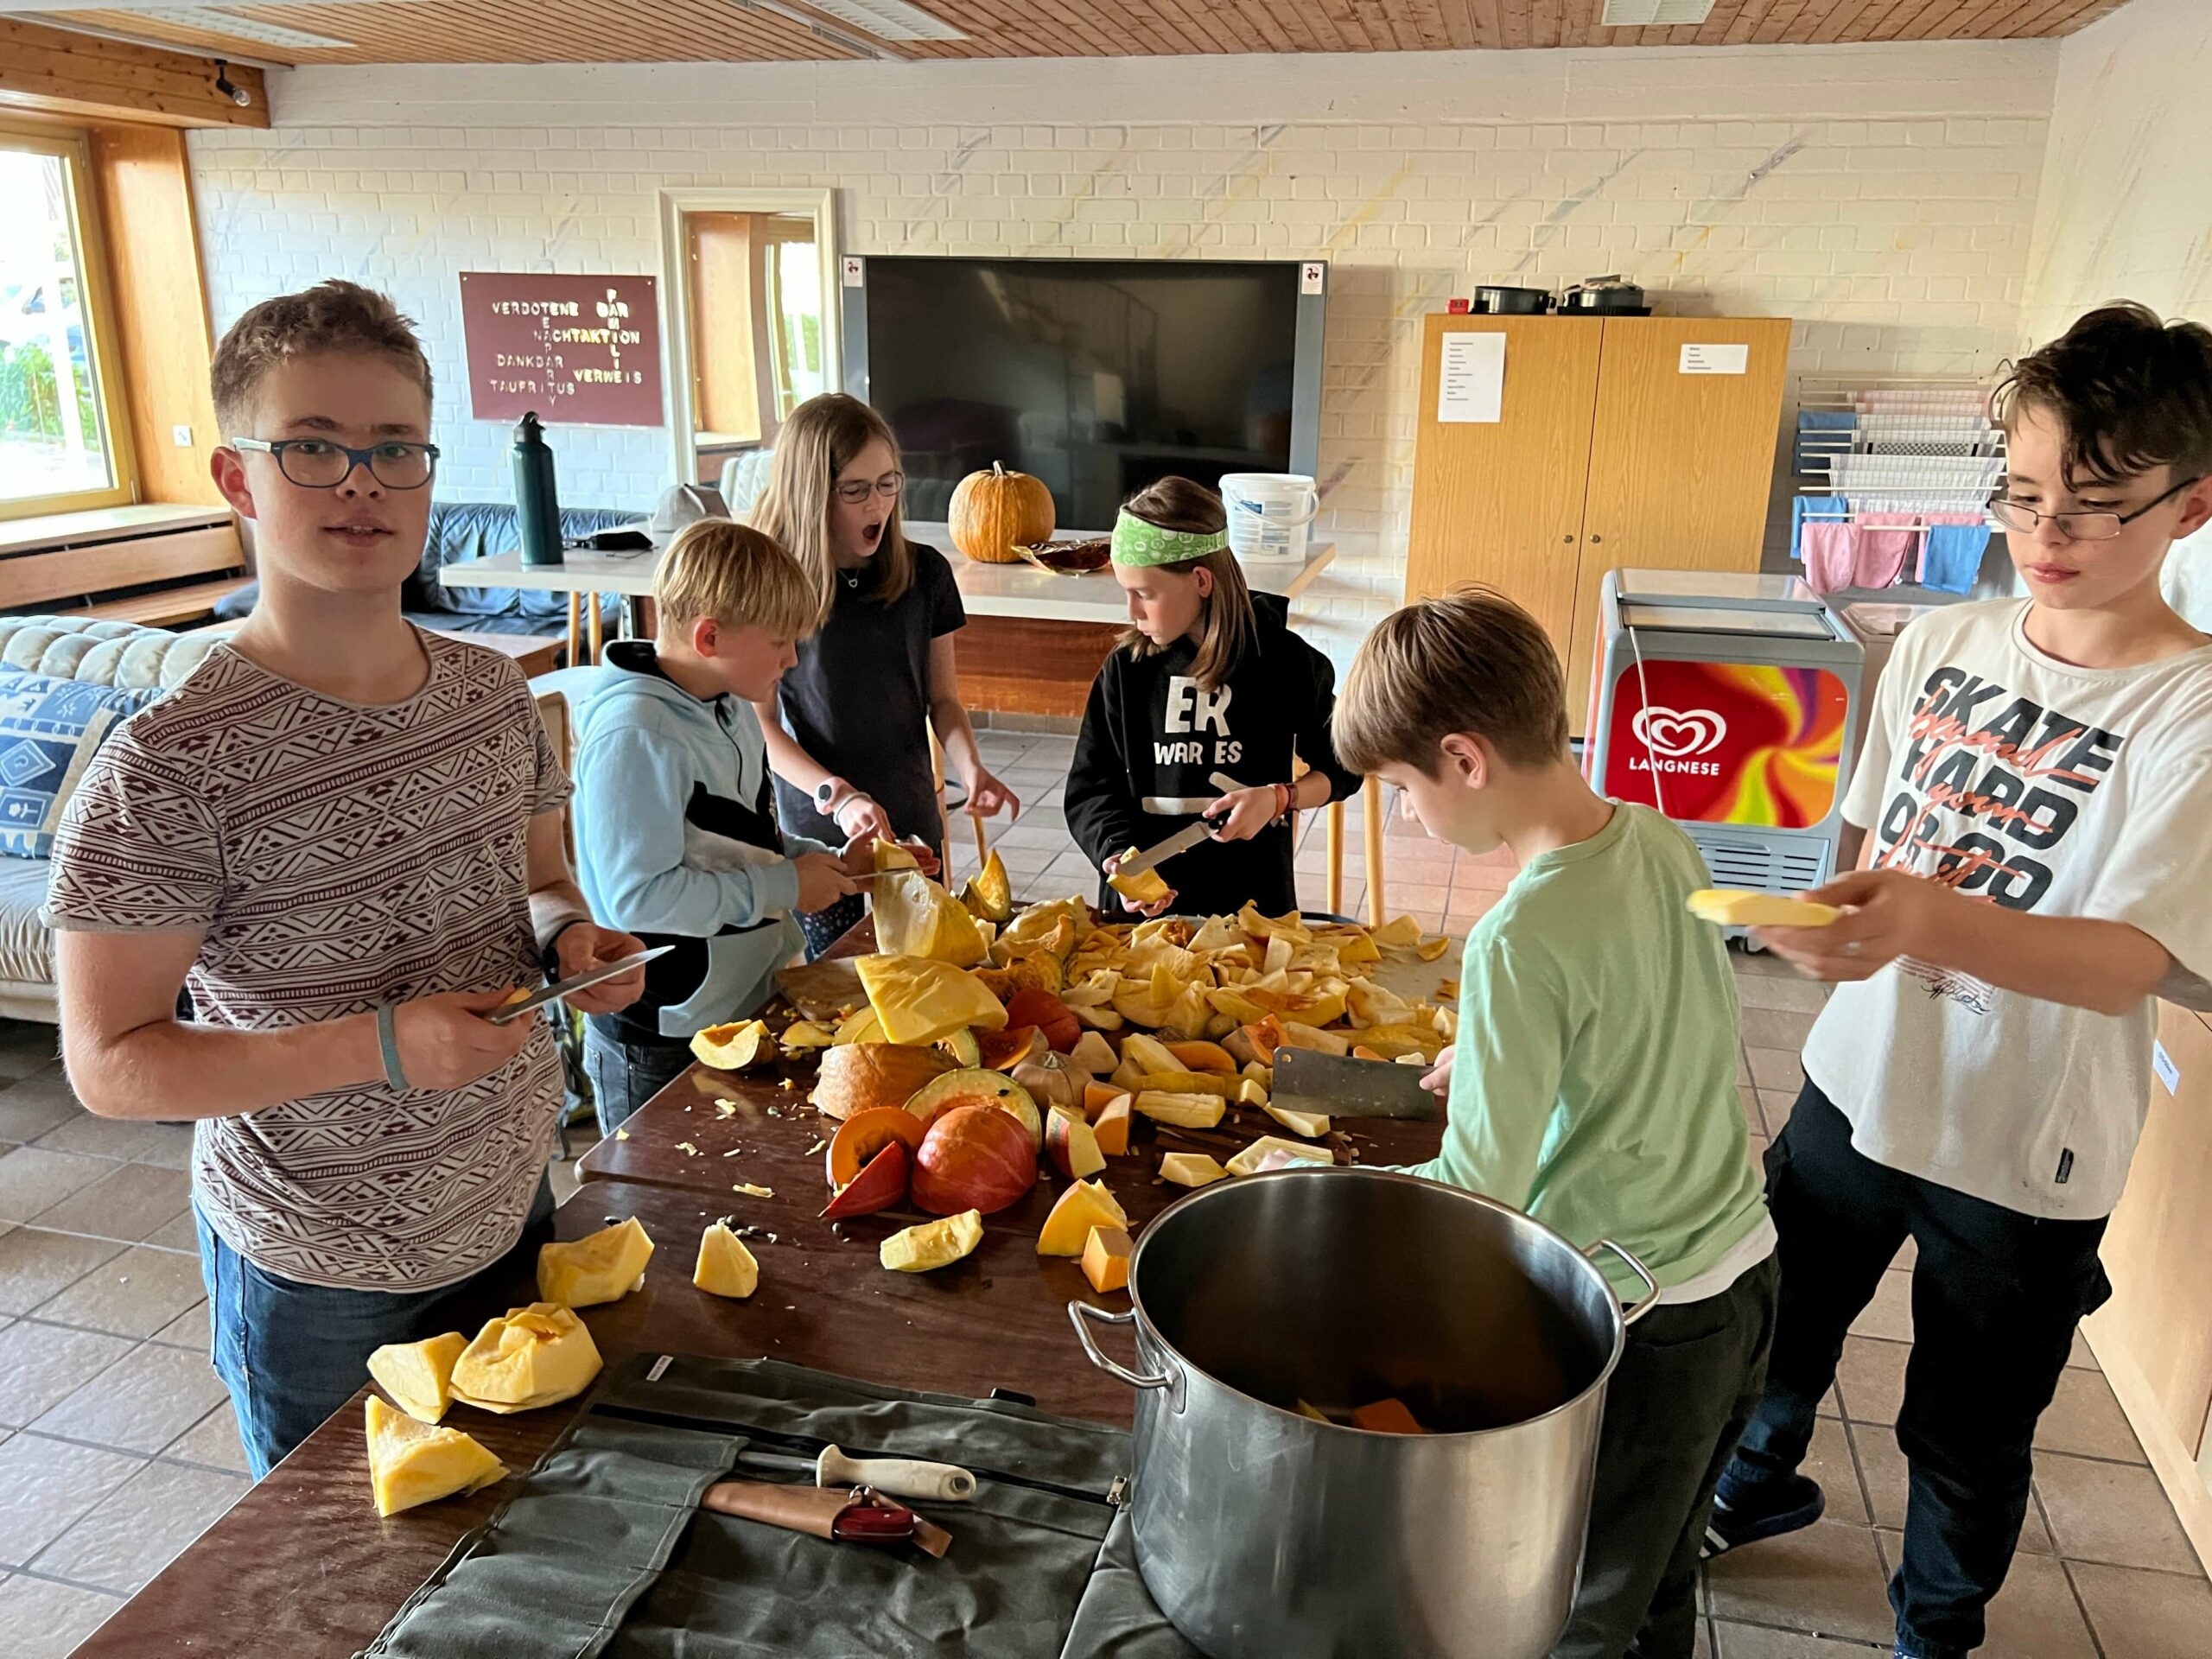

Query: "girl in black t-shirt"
(1065, 476), (1361, 918)
(749, 394), (1017, 955)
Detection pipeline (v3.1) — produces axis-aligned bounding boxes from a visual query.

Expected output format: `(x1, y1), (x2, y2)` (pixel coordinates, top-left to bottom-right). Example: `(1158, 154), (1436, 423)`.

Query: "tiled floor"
(0, 730), (2204, 1656)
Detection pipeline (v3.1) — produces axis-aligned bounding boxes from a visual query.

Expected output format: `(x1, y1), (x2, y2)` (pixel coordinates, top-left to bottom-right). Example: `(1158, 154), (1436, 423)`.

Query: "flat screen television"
(841, 256), (1325, 534)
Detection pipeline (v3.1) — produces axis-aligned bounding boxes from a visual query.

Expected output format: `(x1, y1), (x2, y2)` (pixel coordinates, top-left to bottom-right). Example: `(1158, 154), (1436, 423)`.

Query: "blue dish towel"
(1796, 411), (1857, 472)
(1920, 521), (1991, 594)
(1791, 496), (1848, 563)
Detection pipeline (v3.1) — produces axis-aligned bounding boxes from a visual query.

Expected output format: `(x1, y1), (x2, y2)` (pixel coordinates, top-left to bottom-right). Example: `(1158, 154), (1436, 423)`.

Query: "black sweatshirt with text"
(1065, 593), (1363, 918)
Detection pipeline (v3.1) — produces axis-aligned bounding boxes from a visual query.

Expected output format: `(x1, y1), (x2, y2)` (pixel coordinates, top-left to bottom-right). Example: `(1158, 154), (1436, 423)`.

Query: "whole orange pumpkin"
(948, 462), (1055, 565)
(910, 1104), (1036, 1216)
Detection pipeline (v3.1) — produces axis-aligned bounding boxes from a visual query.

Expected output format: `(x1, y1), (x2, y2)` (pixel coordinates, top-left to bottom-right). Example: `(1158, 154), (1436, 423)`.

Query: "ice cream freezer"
(1582, 569), (1867, 900)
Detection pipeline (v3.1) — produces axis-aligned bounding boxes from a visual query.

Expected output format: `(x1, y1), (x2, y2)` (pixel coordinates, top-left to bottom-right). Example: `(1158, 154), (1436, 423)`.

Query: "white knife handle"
(815, 1444), (977, 1503)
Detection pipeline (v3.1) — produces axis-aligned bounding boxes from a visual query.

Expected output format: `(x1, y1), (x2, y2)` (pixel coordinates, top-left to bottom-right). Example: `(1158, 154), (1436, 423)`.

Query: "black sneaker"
(1701, 1473), (1826, 1559)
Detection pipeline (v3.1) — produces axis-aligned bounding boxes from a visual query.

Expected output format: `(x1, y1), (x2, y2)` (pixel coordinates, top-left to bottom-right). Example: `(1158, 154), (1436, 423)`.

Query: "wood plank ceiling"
(43, 0), (2135, 67)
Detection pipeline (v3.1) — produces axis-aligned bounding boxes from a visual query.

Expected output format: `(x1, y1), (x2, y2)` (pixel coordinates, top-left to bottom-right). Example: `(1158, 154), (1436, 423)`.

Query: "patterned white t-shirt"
(46, 632), (569, 1292)
(1803, 600), (2212, 1220)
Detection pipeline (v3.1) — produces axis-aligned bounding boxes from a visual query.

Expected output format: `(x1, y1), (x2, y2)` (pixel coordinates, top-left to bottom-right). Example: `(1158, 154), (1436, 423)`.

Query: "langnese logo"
(1630, 706), (1728, 777)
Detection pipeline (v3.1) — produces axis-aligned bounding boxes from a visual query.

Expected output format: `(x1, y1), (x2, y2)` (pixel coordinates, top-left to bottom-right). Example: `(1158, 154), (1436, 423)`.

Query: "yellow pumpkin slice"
(448, 1302), (602, 1414)
(880, 1209), (985, 1272)
(694, 1222), (760, 1300)
(367, 1331), (468, 1425)
(365, 1395), (506, 1516)
(959, 849), (1014, 925)
(1038, 1179), (1128, 1256)
(691, 1019), (771, 1070)
(874, 869), (991, 967)
(537, 1217), (654, 1309)
(856, 955), (1008, 1046)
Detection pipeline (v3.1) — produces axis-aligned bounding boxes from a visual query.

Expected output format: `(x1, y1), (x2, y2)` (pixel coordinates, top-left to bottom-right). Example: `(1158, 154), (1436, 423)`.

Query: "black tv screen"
(857, 257), (1306, 533)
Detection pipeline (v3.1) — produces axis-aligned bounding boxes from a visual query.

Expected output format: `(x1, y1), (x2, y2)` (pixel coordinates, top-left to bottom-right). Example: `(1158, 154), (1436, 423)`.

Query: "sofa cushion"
(0, 615), (220, 691)
(0, 851), (56, 993)
(0, 674), (159, 858)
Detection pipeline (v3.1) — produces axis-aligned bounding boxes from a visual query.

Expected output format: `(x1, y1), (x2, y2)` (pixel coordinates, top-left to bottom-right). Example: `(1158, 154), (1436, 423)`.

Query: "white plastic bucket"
(1220, 472), (1319, 563)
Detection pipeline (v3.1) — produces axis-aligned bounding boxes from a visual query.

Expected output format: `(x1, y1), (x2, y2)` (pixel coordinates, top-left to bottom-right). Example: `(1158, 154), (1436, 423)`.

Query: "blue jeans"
(582, 1018), (694, 1135)
(195, 1173), (556, 1478)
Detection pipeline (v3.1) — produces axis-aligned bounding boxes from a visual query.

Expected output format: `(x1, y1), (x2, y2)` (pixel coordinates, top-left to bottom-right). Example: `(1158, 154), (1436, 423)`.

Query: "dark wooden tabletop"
(70, 944), (1445, 1659)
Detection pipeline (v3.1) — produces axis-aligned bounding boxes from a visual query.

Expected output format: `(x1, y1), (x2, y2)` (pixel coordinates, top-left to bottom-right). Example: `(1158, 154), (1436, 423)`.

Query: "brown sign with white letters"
(459, 271), (663, 426)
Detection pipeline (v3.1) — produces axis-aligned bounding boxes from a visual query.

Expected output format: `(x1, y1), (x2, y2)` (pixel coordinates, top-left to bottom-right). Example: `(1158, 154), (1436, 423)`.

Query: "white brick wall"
(191, 43), (2056, 664)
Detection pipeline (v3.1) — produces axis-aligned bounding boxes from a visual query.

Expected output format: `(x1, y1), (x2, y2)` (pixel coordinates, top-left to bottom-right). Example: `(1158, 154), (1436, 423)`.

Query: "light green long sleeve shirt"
(1401, 803), (1769, 1300)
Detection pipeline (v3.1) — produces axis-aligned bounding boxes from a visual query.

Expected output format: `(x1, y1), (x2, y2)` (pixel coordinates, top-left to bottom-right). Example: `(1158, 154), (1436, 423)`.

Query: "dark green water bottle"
(513, 411), (563, 567)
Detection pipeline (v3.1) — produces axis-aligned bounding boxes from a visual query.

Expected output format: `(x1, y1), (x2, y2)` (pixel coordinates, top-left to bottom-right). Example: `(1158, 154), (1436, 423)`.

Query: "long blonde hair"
(749, 392), (912, 625)
(1115, 476), (1255, 692)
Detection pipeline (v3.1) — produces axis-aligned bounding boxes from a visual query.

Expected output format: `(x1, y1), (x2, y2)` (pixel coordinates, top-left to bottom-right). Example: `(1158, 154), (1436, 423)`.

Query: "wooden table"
(71, 1028), (1441, 1658)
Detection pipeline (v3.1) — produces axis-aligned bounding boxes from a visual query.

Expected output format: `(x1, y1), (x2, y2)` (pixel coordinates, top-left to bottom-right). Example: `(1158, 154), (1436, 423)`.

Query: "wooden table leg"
(1326, 799), (1344, 918)
(588, 592), (604, 664)
(930, 727), (949, 870)
(1364, 785), (1385, 928)
(567, 591), (582, 666)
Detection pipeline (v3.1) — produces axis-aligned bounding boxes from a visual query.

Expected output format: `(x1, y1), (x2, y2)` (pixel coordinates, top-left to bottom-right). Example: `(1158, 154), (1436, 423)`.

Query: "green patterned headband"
(1111, 509), (1229, 568)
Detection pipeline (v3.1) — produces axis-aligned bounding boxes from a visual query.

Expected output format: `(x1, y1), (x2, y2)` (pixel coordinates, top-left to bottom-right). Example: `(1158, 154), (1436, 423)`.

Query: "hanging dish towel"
(1791, 496), (1849, 563)
(1918, 512), (1991, 594)
(1801, 521), (1863, 596)
(1853, 512), (1921, 589)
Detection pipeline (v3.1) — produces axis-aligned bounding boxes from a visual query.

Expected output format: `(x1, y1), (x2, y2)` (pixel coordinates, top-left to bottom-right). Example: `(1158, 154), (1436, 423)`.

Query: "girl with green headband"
(1066, 475), (1363, 918)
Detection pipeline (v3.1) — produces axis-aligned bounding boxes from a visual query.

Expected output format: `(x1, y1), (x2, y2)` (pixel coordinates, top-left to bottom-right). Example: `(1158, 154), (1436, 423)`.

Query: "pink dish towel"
(1854, 512), (1919, 588)
(1801, 521), (1862, 595)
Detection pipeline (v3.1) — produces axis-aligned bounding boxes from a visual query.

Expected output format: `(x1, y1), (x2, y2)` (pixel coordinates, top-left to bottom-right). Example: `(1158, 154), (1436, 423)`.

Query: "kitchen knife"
(486, 945), (672, 1026)
(1271, 1046), (1442, 1121)
(1116, 817), (1217, 877)
(738, 1444), (978, 1503)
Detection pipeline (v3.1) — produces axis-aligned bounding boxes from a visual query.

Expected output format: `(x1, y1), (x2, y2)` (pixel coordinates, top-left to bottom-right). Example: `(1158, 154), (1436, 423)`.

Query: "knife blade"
(1271, 1046), (1442, 1120)
(1117, 818), (1216, 877)
(486, 944), (673, 1025)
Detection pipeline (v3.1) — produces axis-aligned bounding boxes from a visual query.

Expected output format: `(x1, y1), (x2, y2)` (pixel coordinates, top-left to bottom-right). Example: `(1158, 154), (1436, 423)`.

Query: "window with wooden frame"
(0, 121), (137, 520)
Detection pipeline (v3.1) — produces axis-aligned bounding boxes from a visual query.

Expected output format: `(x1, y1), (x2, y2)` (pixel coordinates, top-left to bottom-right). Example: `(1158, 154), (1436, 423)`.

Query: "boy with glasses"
(45, 280), (646, 1476)
(1706, 302), (2212, 1659)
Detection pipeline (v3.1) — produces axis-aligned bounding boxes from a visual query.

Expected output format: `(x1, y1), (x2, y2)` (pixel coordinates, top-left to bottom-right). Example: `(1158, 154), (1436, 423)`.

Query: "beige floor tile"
(163, 1399), (249, 1475)
(149, 1300), (210, 1351)
(1738, 1085), (1766, 1136)
(0, 1433), (143, 1565)
(0, 1149), (114, 1226)
(1848, 1270), (1914, 1344)
(1733, 974), (1831, 1014)
(0, 1032), (60, 1084)
(31, 1340), (227, 1455)
(0, 1230), (123, 1318)
(141, 1210), (200, 1253)
(1745, 1047), (1806, 1095)
(1732, 946), (1807, 979)
(2069, 1560), (2212, 1659)
(1710, 1625), (1889, 1656)
(1758, 1090), (1800, 1135)
(30, 1457), (247, 1594)
(2067, 1329), (2098, 1372)
(0, 1321), (137, 1430)
(0, 1572), (124, 1657)
(1834, 1337), (1908, 1427)
(1706, 1517), (1896, 1644)
(2031, 1368), (2145, 1464)
(0, 1080), (78, 1148)
(2035, 1452), (2201, 1573)
(1806, 1417), (1869, 1526)
(26, 1163), (190, 1245)
(31, 1246), (206, 1339)
(29, 1111), (176, 1166)
(1740, 1007), (1818, 1051)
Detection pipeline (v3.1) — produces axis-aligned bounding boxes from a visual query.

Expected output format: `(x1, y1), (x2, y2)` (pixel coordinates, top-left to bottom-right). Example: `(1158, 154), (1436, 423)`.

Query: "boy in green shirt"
(1336, 588), (1776, 1659)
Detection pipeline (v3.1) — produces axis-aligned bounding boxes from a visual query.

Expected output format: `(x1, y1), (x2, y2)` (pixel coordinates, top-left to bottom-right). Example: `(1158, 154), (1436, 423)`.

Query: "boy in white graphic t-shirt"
(1705, 303), (2212, 1659)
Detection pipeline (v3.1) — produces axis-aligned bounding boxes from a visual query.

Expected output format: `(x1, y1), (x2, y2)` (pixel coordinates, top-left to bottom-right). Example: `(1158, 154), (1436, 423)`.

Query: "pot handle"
(1586, 1238), (1663, 1328)
(1068, 1300), (1172, 1391)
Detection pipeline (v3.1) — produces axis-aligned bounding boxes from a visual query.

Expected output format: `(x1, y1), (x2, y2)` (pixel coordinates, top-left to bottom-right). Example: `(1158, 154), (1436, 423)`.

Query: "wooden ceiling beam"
(0, 19), (269, 128)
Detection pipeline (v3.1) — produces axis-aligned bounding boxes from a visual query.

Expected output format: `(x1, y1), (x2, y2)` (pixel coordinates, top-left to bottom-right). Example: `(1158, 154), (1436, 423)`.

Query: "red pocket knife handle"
(832, 1492), (918, 1543)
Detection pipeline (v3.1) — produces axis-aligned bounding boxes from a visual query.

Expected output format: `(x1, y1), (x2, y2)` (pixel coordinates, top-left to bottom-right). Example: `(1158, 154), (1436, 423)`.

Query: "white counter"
(440, 522), (1335, 626)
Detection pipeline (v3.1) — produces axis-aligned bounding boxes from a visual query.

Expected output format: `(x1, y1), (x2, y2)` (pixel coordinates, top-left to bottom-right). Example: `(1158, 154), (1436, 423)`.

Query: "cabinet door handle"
(1589, 533), (1604, 544)
(1562, 534), (1575, 543)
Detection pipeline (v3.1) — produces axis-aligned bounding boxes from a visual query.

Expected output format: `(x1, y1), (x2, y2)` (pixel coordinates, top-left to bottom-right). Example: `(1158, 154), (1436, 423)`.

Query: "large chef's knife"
(487, 945), (672, 1026)
(1116, 817), (1217, 877)
(1272, 1047), (1442, 1120)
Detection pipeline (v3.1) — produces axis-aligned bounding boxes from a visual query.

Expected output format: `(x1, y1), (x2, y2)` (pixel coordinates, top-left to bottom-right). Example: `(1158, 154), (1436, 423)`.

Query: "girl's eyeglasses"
(231, 437), (439, 491)
(1989, 474), (2200, 542)
(834, 473), (904, 506)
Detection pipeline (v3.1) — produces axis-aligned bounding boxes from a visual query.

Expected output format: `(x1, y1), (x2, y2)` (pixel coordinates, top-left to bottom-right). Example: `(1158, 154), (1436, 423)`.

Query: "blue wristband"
(376, 1003), (410, 1091)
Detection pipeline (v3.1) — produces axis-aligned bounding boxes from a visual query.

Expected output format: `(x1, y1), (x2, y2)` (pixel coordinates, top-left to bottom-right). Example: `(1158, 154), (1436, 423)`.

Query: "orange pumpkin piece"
(824, 1106), (926, 1189)
(1351, 1397), (1428, 1435)
(1165, 1039), (1237, 1074)
(1082, 1080), (1123, 1120)
(1081, 1226), (1133, 1294)
(1091, 1093), (1133, 1156)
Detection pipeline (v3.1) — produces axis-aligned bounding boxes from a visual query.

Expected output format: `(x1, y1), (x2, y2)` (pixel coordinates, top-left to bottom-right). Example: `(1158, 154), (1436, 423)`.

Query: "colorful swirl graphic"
(1601, 661), (1848, 830)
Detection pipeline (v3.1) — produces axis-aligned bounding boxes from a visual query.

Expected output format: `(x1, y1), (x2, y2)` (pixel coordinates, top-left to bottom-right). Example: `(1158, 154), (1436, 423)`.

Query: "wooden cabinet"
(2086, 1002), (2212, 1570)
(1405, 314), (1789, 731)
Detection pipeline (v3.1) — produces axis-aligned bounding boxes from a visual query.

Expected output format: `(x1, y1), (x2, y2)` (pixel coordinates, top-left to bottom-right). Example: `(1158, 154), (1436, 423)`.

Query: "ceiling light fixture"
(793, 0), (964, 41)
(148, 7), (354, 49)
(1599, 0), (1718, 23)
